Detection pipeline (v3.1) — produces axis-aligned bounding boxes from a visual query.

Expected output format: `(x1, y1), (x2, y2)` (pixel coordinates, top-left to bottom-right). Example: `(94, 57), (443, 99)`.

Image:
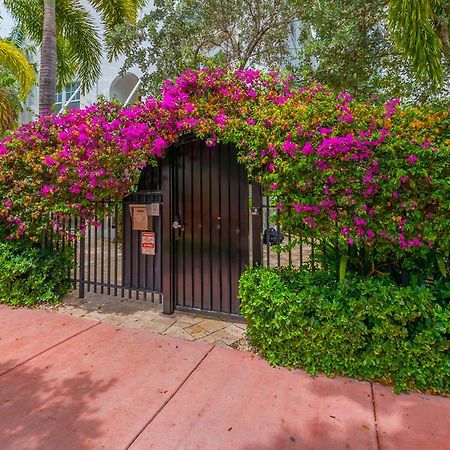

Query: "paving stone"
(83, 310), (111, 321)
(125, 310), (161, 322)
(163, 325), (196, 341)
(124, 318), (172, 334)
(197, 318), (227, 333)
(183, 324), (211, 339)
(201, 329), (239, 345)
(46, 293), (246, 346)
(118, 316), (160, 332)
(171, 313), (204, 325)
(65, 307), (93, 319)
(55, 305), (76, 314)
(100, 314), (128, 326)
(223, 324), (246, 339)
(152, 315), (178, 325)
(212, 340), (230, 348)
(170, 320), (196, 329)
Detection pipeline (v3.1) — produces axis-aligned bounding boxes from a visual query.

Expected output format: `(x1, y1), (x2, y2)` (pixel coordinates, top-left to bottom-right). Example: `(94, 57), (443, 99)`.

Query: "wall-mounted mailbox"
(129, 203), (160, 231)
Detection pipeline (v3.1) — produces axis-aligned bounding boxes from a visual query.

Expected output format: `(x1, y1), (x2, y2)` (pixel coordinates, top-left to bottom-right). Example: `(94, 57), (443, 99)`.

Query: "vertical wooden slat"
(192, 143), (202, 309)
(201, 141), (212, 311)
(210, 143), (221, 312)
(162, 152), (173, 314)
(178, 147), (185, 307)
(219, 143), (231, 313)
(182, 142), (193, 308)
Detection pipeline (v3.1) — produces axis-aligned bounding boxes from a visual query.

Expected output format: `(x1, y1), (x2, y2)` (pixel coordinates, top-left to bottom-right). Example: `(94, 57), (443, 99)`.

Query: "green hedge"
(239, 266), (450, 394)
(0, 239), (73, 306)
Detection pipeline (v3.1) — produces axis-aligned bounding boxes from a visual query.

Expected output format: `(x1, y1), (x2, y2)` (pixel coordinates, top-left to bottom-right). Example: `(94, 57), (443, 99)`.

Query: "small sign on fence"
(141, 231), (156, 255)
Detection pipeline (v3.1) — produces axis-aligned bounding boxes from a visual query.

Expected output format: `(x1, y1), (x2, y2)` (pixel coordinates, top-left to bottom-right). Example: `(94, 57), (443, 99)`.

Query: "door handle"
(172, 218), (185, 239)
(172, 220), (185, 231)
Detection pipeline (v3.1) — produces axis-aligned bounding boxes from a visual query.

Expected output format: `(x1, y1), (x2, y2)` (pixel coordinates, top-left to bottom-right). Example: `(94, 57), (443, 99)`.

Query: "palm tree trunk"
(39, 0), (57, 114)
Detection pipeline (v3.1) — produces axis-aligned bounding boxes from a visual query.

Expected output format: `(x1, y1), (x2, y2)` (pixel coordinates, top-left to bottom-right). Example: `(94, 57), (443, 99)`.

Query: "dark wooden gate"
(162, 139), (249, 316)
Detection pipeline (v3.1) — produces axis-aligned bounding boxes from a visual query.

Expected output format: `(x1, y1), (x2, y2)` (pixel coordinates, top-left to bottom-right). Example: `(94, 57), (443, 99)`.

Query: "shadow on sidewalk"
(242, 424), (363, 450)
(0, 359), (117, 450)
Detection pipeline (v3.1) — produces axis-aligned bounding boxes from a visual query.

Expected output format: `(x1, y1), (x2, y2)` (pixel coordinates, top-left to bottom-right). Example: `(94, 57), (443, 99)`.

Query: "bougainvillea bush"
(0, 68), (448, 278)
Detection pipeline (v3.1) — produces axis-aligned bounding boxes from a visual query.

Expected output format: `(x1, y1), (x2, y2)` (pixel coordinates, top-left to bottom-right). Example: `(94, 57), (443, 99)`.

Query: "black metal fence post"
(79, 234), (86, 298)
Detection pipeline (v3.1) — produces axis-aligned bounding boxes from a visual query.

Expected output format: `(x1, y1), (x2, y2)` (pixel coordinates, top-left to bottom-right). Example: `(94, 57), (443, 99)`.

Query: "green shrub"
(239, 266), (450, 394)
(0, 239), (73, 306)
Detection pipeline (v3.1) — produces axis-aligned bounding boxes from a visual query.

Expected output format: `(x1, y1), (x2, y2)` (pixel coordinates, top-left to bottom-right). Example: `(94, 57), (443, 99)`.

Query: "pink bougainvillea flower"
(319, 127), (332, 135)
(151, 136), (169, 157)
(301, 141), (314, 156)
(44, 156), (57, 166)
(407, 155), (418, 164)
(41, 185), (56, 196)
(206, 135), (217, 147)
(339, 113), (355, 123)
(282, 136), (298, 157)
(184, 103), (196, 113)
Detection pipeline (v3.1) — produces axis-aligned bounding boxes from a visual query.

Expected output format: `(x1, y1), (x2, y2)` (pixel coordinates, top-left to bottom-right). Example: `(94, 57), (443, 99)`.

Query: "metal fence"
(61, 202), (162, 303)
(260, 195), (319, 269)
(56, 184), (327, 317)
(63, 191), (322, 295)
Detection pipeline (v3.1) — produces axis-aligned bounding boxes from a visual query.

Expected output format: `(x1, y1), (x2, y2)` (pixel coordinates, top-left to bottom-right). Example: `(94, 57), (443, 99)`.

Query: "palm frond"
(56, 36), (78, 90)
(89, 0), (138, 27)
(389, 0), (444, 88)
(0, 85), (19, 135)
(90, 0), (140, 60)
(0, 39), (35, 100)
(3, 0), (44, 43)
(56, 0), (102, 94)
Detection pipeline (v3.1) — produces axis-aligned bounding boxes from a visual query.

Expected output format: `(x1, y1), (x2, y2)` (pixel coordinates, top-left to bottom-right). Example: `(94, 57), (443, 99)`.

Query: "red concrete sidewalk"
(0, 306), (448, 450)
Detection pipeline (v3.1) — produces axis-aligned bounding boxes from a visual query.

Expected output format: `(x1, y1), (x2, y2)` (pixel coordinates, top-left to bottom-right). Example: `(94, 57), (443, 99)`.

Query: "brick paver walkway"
(46, 291), (247, 348)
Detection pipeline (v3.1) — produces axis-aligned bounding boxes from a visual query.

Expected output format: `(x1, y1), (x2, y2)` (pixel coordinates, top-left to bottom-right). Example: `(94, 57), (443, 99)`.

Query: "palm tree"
(0, 39), (35, 134)
(4, 0), (140, 114)
(388, 0), (449, 89)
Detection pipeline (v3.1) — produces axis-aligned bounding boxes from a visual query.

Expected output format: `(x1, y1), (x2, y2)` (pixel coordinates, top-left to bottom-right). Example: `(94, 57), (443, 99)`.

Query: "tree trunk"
(39, 0), (57, 114)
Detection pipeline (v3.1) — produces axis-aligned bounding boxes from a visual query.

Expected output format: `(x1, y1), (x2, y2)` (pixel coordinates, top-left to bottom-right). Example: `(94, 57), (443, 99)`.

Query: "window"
(54, 81), (81, 111)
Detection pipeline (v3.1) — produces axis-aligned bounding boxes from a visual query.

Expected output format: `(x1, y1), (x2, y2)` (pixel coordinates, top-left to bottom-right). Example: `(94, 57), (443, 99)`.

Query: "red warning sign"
(141, 231), (156, 255)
